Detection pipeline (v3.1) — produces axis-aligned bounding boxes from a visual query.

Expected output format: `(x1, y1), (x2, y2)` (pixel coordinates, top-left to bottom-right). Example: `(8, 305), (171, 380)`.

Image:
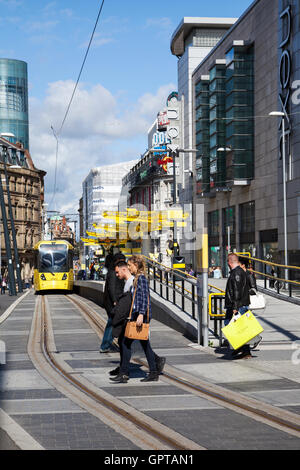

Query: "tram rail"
(68, 294), (300, 439)
(28, 294), (203, 451)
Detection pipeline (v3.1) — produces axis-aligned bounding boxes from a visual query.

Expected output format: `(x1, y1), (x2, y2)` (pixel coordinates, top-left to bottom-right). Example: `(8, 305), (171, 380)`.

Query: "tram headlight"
(62, 274), (67, 280)
(40, 274), (46, 280)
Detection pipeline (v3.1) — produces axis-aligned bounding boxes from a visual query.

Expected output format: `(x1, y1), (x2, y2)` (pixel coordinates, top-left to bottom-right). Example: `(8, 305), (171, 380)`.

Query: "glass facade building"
(195, 43), (254, 195)
(0, 59), (29, 150)
(192, 0), (300, 273)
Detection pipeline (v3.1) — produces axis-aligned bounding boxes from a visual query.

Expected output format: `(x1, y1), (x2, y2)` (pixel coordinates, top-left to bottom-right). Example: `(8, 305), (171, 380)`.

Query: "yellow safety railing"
(209, 292), (226, 318)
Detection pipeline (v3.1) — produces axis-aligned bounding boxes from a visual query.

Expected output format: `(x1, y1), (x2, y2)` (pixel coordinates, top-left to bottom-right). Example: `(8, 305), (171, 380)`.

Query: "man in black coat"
(225, 253), (251, 359)
(100, 253), (125, 353)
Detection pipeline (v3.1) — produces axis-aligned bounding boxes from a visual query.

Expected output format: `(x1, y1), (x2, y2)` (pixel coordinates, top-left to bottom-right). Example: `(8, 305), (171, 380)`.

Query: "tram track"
(27, 294), (204, 451)
(66, 293), (300, 440)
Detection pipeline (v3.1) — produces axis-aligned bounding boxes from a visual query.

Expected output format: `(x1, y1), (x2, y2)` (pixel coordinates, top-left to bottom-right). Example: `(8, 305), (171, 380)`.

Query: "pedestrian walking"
(110, 259), (166, 381)
(225, 253), (251, 359)
(100, 253), (126, 353)
(239, 257), (262, 350)
(110, 255), (165, 384)
(109, 260), (135, 378)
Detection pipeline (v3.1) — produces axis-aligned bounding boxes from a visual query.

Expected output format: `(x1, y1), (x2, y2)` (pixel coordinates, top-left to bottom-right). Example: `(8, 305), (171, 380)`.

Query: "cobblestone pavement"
(0, 290), (300, 451)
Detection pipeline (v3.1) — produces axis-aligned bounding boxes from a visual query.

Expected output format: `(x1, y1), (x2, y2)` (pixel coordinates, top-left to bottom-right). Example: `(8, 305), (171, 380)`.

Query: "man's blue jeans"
(100, 317), (113, 351)
(225, 306), (249, 326)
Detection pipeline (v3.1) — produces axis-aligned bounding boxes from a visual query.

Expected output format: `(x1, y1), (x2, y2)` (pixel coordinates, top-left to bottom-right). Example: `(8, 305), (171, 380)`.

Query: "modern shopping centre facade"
(187, 0), (300, 272)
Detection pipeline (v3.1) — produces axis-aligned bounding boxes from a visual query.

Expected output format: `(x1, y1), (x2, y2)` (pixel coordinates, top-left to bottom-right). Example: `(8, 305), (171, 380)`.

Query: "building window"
(225, 44), (254, 182)
(208, 210), (219, 240)
(209, 63), (227, 190)
(239, 201), (255, 244)
(195, 78), (210, 194)
(222, 206), (236, 248)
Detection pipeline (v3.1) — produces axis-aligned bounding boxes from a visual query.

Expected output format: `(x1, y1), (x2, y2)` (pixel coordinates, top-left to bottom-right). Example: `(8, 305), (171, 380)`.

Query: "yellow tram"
(33, 240), (74, 292)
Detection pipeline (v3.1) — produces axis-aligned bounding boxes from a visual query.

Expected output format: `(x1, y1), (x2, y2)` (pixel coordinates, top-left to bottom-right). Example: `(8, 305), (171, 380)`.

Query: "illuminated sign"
(166, 91), (178, 106)
(158, 155), (173, 172)
(157, 111), (170, 130)
(152, 131), (171, 147)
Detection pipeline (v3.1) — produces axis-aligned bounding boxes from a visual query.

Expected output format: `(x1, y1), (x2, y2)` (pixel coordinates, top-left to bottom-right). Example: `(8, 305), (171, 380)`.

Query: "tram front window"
(39, 245), (68, 273)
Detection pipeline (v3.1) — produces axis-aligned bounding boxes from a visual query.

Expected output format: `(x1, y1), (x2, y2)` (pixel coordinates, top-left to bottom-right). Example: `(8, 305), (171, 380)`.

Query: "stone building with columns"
(0, 137), (46, 281)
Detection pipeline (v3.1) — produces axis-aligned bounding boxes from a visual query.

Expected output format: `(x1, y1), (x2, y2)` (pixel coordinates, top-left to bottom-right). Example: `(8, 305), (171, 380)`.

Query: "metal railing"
(238, 254), (300, 301)
(144, 256), (225, 346)
(145, 256), (198, 319)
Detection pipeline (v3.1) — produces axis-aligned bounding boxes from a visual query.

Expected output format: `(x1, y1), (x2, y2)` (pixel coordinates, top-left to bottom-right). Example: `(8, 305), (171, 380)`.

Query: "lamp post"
(269, 111), (288, 283)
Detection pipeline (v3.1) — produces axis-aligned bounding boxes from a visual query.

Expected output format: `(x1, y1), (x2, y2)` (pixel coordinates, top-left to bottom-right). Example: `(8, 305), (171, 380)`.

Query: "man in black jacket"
(100, 253), (125, 353)
(225, 253), (251, 359)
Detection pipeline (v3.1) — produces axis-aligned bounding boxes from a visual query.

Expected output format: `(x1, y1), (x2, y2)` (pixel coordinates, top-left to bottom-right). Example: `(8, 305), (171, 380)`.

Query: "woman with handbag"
(110, 255), (159, 384)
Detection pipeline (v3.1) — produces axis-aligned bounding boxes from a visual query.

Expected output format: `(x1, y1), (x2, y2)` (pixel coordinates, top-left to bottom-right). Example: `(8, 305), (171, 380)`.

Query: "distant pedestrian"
(111, 255), (165, 384)
(1, 277), (7, 295)
(100, 253), (126, 353)
(225, 253), (251, 359)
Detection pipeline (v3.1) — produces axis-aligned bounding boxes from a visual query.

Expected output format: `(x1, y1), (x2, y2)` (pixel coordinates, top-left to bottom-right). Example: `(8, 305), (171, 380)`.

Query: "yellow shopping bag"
(222, 311), (264, 350)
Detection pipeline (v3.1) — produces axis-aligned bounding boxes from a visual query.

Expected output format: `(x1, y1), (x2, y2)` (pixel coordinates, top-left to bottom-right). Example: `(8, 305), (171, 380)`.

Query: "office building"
(192, 0), (300, 273)
(0, 59), (29, 150)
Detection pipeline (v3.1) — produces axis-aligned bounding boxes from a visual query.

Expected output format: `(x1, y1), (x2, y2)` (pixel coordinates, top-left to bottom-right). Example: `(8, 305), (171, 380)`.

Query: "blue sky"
(0, 0), (253, 212)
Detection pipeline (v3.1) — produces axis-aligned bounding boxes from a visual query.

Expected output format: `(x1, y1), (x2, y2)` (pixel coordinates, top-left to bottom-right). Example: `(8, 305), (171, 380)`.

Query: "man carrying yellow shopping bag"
(224, 253), (252, 359)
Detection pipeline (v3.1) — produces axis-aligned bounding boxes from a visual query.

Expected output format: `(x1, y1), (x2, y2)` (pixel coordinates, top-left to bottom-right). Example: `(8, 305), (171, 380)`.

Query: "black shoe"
(231, 349), (241, 358)
(237, 351), (253, 360)
(109, 367), (120, 376)
(251, 336), (262, 350)
(140, 372), (159, 382)
(110, 373), (129, 383)
(155, 356), (166, 375)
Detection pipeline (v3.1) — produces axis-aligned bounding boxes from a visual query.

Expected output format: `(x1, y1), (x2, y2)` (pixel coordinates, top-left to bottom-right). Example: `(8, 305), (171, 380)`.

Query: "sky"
(0, 0), (253, 214)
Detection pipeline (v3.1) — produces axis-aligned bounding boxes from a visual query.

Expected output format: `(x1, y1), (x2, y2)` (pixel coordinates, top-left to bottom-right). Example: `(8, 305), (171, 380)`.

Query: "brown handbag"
(124, 284), (150, 341)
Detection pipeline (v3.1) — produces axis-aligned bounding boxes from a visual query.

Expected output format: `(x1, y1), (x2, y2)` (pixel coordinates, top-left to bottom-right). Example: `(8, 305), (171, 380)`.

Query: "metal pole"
(202, 231), (209, 347)
(282, 117), (288, 285)
(196, 274), (203, 345)
(3, 151), (23, 293)
(172, 149), (178, 258)
(0, 168), (16, 296)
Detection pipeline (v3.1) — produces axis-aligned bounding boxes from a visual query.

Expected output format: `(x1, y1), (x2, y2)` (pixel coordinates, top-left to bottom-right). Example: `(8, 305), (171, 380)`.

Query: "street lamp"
(269, 111), (288, 283)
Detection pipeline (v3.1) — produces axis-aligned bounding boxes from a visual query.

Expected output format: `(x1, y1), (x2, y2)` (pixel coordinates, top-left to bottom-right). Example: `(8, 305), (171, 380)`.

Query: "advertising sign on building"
(157, 111), (170, 130)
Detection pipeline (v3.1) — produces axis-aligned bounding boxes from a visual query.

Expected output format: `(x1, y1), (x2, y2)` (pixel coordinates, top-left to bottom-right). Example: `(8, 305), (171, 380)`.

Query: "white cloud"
(29, 80), (176, 213)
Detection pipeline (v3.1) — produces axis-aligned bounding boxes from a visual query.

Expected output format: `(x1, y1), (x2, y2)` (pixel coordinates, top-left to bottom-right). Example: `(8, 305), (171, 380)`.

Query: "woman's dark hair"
(239, 257), (249, 269)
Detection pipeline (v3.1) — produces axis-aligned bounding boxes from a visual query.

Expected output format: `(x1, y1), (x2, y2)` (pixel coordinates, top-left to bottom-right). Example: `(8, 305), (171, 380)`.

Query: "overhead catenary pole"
(2, 146), (23, 293)
(0, 165), (16, 296)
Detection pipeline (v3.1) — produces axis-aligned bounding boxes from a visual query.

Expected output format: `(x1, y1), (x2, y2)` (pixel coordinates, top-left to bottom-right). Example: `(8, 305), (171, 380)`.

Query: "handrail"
(238, 253), (300, 271)
(251, 269), (300, 286)
(209, 293), (225, 318)
(143, 255), (197, 280)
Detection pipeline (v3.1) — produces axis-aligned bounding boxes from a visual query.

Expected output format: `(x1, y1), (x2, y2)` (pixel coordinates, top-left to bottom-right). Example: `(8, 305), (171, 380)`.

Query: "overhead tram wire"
(49, 0), (105, 210)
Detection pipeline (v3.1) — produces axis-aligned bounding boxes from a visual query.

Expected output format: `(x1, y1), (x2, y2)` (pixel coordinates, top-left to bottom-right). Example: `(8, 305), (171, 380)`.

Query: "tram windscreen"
(39, 244), (69, 273)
